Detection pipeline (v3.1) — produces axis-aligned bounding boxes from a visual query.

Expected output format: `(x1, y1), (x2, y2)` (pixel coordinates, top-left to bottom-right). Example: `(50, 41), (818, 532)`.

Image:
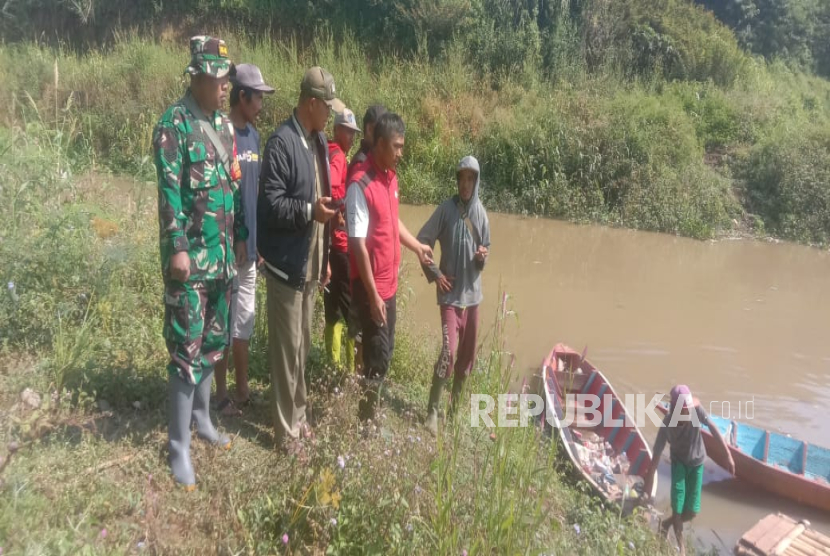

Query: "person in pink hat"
(644, 385), (735, 555)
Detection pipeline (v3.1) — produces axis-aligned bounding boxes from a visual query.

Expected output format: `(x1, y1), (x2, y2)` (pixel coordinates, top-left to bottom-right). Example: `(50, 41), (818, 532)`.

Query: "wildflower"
(136, 542), (146, 550)
(337, 456), (345, 469)
(628, 541), (635, 550)
(334, 387), (340, 394)
(7, 282), (13, 290)
(573, 523), (581, 535)
(414, 485), (422, 495)
(282, 533), (289, 545)
(416, 436), (421, 443)
(462, 551), (468, 556)
(330, 518), (338, 527)
(100, 529), (107, 539)
(406, 523), (414, 533)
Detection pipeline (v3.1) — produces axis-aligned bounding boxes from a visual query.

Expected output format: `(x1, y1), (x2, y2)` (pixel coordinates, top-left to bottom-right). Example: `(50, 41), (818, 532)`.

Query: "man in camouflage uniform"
(153, 35), (247, 489)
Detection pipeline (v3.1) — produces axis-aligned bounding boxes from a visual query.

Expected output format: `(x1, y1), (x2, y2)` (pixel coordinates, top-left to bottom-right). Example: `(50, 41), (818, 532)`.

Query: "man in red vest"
(324, 108), (361, 372)
(345, 112), (433, 421)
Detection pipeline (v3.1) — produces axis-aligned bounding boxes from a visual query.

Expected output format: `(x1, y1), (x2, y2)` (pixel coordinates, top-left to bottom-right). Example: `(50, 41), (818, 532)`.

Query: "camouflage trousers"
(163, 279), (233, 385)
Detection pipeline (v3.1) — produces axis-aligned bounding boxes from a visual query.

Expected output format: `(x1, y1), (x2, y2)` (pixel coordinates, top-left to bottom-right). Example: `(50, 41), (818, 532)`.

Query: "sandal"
(215, 397), (242, 417)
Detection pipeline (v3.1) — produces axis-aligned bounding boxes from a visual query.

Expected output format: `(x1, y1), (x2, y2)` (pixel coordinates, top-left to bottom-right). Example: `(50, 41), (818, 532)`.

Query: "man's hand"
(436, 274), (454, 293)
(235, 241), (248, 266)
(257, 254), (264, 270)
(416, 243), (434, 266)
(370, 292), (387, 327)
(335, 210), (346, 229)
(170, 252), (191, 283)
(321, 261), (332, 290)
(314, 196), (337, 223)
(475, 245), (488, 263)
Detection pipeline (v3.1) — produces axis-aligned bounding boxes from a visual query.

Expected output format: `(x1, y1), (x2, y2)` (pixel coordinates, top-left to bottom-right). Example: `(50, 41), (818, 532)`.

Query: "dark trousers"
(323, 249), (351, 326)
(350, 279), (396, 381)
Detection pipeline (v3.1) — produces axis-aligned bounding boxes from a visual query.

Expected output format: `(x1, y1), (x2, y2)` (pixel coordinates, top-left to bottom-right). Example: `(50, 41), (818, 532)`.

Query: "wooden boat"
(541, 344), (657, 511)
(655, 402), (830, 512)
(734, 513), (830, 556)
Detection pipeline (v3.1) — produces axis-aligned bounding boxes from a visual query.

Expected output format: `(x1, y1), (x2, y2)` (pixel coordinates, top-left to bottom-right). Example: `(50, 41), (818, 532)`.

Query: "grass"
(0, 118), (696, 552)
(1, 10), (823, 552)
(1, 29), (830, 244)
(0, 287), (679, 555)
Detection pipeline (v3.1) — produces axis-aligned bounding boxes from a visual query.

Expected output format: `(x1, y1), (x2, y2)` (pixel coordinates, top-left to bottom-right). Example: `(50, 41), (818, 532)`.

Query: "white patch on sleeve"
(346, 183), (369, 238)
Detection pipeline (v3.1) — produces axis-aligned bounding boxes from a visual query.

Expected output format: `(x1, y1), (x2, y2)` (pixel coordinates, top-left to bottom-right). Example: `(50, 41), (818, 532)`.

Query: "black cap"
(230, 64), (275, 93)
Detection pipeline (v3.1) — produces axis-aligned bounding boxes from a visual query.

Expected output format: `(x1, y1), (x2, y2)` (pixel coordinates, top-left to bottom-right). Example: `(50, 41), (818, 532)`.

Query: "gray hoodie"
(417, 156), (491, 308)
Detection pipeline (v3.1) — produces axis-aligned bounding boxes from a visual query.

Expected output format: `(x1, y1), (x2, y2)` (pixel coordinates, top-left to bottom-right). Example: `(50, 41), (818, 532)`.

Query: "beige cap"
(334, 108), (361, 132)
(300, 66), (345, 112)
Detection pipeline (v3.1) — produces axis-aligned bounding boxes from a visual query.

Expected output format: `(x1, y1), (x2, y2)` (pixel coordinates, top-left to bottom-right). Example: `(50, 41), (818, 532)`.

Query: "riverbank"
(1, 29), (830, 246)
(0, 168), (700, 554)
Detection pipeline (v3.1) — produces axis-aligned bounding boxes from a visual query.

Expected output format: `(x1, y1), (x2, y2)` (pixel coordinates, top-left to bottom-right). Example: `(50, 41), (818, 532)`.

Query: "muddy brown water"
(399, 204), (830, 553)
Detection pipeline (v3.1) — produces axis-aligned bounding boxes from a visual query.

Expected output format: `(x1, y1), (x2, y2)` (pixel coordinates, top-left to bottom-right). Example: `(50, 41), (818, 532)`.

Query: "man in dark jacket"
(257, 66), (340, 449)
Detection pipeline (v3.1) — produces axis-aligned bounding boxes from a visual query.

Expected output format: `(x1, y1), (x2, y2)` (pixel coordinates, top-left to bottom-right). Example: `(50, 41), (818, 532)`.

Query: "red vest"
(327, 142), (348, 253)
(348, 155), (401, 300)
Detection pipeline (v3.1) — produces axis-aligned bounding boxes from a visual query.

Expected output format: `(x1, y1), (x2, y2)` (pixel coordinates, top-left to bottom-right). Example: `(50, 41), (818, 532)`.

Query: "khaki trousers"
(266, 273), (317, 443)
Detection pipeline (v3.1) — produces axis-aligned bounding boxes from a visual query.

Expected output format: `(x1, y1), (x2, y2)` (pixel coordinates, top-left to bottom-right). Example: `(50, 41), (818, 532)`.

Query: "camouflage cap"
(185, 35), (232, 78)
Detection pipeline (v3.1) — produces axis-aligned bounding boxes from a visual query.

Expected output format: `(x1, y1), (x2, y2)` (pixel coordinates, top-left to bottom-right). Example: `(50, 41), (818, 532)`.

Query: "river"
(399, 204), (830, 553)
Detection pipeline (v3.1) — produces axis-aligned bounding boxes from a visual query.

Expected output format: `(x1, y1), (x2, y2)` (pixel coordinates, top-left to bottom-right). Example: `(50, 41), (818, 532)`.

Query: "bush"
(625, 0), (751, 86)
(3, 24), (830, 245)
(741, 128), (830, 244)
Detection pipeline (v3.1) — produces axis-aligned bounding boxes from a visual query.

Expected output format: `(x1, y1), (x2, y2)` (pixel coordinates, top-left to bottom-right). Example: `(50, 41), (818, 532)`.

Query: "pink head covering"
(670, 384), (694, 410)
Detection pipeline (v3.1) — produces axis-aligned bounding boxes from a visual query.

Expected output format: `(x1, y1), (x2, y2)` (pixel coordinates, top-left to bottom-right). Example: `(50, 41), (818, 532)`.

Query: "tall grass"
(4, 30), (830, 243)
(0, 100), (701, 555)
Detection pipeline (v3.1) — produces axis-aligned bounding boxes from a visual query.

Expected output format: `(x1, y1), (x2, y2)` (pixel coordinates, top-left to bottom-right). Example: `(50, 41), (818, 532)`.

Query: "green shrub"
(741, 128), (830, 244)
(626, 0), (751, 86)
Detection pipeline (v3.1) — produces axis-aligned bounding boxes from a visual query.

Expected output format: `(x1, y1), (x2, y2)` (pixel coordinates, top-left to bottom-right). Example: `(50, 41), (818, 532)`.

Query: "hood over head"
(456, 155), (487, 247)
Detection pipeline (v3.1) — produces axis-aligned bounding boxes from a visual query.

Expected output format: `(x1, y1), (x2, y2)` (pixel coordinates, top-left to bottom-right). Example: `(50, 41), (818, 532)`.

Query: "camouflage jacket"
(153, 91), (248, 283)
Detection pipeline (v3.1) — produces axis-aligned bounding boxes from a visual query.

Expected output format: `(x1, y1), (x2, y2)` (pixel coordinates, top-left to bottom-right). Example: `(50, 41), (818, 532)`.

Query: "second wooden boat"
(655, 402), (830, 512)
(542, 343), (657, 511)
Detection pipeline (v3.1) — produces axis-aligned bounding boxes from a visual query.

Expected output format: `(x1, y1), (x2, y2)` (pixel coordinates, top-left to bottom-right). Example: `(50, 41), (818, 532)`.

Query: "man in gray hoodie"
(417, 156), (490, 435)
